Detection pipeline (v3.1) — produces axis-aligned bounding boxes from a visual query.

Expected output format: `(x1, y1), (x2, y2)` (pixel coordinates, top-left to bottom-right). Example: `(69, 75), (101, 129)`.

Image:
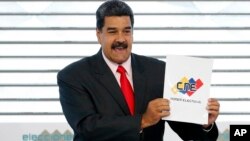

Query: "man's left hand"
(203, 98), (220, 128)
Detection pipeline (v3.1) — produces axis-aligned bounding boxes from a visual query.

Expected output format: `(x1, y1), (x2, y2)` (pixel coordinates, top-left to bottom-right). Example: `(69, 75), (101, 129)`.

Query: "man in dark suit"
(57, 0), (220, 141)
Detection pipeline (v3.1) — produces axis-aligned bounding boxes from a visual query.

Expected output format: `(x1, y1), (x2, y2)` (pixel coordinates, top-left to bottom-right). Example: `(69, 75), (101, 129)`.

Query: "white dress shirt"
(102, 51), (134, 89)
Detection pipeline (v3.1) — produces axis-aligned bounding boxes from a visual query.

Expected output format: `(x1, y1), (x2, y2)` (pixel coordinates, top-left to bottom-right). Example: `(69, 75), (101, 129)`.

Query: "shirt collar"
(102, 50), (132, 76)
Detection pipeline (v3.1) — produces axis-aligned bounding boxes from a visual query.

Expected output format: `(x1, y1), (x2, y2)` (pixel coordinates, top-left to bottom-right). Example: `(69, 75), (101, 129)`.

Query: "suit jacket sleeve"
(167, 121), (219, 141)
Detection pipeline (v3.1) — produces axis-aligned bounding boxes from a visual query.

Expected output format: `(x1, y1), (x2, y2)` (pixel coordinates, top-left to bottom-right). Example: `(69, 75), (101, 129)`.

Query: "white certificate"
(163, 55), (213, 125)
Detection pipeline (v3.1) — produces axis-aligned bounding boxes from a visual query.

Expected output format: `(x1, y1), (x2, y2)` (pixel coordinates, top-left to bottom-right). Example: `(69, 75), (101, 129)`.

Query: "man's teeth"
(115, 46), (125, 49)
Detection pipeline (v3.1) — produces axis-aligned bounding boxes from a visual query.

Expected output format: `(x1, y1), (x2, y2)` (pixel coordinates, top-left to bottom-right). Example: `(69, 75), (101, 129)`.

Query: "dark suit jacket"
(57, 50), (218, 141)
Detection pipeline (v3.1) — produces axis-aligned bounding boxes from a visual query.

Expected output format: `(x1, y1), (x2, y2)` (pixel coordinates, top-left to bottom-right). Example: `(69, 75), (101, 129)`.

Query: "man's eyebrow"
(106, 26), (132, 31)
(125, 26), (132, 30)
(107, 27), (117, 30)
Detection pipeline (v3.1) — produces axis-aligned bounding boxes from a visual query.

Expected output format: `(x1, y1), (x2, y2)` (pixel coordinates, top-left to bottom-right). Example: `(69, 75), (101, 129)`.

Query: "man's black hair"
(96, 0), (134, 30)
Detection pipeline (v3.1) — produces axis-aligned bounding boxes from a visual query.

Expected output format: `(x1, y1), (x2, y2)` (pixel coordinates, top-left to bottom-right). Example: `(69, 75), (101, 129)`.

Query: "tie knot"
(117, 65), (126, 74)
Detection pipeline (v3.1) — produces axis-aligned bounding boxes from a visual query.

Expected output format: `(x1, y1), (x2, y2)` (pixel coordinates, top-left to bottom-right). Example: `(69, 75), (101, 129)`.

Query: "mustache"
(111, 42), (128, 49)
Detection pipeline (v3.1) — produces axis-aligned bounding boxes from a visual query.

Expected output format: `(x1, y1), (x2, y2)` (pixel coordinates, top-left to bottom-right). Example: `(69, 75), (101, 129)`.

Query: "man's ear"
(96, 28), (102, 44)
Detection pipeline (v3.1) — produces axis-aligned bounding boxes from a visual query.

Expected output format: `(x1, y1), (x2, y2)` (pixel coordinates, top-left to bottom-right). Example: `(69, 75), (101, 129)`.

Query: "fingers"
(208, 98), (220, 105)
(151, 98), (170, 114)
(207, 98), (220, 112)
(151, 98), (169, 105)
(141, 98), (170, 129)
(206, 98), (220, 125)
(160, 110), (170, 117)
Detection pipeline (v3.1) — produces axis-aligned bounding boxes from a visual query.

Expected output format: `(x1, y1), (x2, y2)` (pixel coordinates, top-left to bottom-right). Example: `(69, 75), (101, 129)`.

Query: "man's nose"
(116, 33), (126, 42)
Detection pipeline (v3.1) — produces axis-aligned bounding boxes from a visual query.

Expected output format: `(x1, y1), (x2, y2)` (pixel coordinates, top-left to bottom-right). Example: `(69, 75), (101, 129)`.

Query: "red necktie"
(117, 65), (135, 115)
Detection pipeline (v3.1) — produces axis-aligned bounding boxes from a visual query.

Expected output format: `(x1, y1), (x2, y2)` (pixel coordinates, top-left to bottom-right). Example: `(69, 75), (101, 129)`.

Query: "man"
(57, 0), (220, 141)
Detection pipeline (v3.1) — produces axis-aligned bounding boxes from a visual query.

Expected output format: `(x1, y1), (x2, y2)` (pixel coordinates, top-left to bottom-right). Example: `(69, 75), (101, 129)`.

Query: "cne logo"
(171, 77), (203, 96)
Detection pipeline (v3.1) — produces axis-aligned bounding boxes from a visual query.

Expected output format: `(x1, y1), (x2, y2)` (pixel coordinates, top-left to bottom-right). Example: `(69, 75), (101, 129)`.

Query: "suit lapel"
(131, 54), (147, 114)
(92, 50), (131, 115)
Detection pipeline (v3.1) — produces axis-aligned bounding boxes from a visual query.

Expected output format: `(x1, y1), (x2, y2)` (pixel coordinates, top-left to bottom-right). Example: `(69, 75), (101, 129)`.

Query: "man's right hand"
(141, 98), (170, 129)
